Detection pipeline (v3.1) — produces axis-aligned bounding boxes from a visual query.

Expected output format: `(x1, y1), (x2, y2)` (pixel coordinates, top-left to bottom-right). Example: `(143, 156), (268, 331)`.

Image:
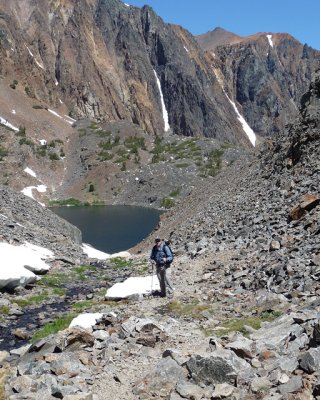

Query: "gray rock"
(186, 349), (253, 386)
(211, 383), (235, 398)
(278, 375), (303, 395)
(175, 381), (206, 400)
(133, 357), (188, 397)
(299, 347), (320, 373)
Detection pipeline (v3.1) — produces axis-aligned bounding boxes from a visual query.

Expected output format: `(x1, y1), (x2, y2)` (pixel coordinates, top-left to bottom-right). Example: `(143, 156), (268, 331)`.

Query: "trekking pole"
(150, 260), (154, 295)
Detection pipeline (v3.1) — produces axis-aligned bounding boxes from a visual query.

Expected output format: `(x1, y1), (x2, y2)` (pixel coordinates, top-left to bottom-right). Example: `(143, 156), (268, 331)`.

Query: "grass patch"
(72, 265), (97, 280)
(214, 310), (283, 337)
(72, 265), (97, 274)
(166, 300), (216, 319)
(39, 272), (70, 287)
(31, 314), (75, 342)
(49, 198), (82, 206)
(71, 300), (96, 311)
(109, 257), (133, 269)
(169, 188), (180, 197)
(0, 306), (10, 315)
(161, 197), (175, 209)
(175, 163), (189, 168)
(52, 287), (67, 296)
(13, 292), (49, 307)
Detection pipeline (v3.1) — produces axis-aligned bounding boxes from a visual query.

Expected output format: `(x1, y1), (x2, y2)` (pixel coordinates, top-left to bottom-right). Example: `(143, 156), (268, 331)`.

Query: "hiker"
(150, 237), (174, 297)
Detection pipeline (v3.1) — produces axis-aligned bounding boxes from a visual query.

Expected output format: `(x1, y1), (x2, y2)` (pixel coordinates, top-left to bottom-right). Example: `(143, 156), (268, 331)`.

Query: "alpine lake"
(51, 205), (163, 253)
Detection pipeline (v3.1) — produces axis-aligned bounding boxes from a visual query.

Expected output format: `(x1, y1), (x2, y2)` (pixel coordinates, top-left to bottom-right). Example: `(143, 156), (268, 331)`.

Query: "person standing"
(150, 237), (174, 297)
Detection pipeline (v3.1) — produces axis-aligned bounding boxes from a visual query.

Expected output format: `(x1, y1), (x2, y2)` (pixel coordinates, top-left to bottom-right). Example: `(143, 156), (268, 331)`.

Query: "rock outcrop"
(197, 29), (320, 137)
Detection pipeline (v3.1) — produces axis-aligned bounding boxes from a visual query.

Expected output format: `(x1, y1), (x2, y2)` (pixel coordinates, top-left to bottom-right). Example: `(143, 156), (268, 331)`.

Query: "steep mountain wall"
(0, 0), (247, 143)
(198, 30), (320, 137)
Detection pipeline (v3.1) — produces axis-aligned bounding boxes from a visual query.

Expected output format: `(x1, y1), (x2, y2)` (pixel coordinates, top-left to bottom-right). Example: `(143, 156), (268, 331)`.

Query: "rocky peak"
(201, 30), (320, 137)
(196, 27), (242, 50)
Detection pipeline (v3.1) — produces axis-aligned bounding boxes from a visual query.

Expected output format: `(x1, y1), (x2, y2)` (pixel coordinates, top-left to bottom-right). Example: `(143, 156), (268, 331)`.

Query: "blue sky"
(125, 0), (320, 50)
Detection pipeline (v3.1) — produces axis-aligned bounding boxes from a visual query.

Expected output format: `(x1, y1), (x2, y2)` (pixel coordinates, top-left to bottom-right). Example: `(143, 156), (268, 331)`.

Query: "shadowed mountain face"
(197, 28), (320, 137)
(0, 0), (249, 144)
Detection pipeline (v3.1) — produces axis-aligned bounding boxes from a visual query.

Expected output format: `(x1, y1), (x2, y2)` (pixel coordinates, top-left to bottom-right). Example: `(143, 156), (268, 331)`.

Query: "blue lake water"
(52, 205), (162, 254)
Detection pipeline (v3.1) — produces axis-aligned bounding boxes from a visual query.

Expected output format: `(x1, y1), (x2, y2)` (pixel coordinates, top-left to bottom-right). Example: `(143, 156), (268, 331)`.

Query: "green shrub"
(49, 152), (59, 161)
(0, 147), (8, 161)
(97, 129), (112, 137)
(78, 128), (87, 137)
(161, 197), (175, 209)
(32, 105), (47, 110)
(151, 135), (166, 163)
(25, 86), (31, 96)
(124, 136), (146, 153)
(36, 146), (47, 157)
(49, 198), (82, 206)
(175, 163), (189, 168)
(9, 79), (18, 89)
(98, 151), (113, 161)
(19, 137), (34, 146)
(200, 149), (224, 177)
(169, 188), (180, 197)
(16, 126), (26, 136)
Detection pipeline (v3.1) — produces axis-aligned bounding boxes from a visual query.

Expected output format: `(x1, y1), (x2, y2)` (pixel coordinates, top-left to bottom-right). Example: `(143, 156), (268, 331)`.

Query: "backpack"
(164, 240), (174, 264)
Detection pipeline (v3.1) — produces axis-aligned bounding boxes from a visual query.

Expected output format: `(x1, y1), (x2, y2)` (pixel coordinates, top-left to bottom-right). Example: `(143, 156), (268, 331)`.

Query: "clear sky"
(125, 0), (320, 50)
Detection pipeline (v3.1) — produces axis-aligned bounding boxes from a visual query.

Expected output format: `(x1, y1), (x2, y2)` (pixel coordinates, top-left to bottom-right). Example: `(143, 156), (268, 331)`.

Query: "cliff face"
(0, 0), (247, 143)
(197, 30), (320, 137)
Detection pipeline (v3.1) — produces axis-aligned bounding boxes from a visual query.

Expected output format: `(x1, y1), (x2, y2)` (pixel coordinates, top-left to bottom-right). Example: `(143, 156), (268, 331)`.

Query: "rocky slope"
(197, 28), (320, 137)
(0, 72), (319, 400)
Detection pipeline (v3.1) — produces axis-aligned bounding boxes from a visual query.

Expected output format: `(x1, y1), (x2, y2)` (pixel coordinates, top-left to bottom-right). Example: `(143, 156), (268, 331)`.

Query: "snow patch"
(225, 93), (256, 146)
(82, 243), (131, 260)
(153, 70), (170, 132)
(48, 109), (75, 125)
(69, 313), (105, 329)
(184, 46), (189, 53)
(26, 45), (44, 69)
(21, 185), (47, 206)
(266, 34), (274, 48)
(106, 275), (160, 299)
(12, 109), (16, 114)
(0, 242), (54, 289)
(64, 114), (76, 122)
(0, 116), (19, 131)
(24, 167), (37, 178)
